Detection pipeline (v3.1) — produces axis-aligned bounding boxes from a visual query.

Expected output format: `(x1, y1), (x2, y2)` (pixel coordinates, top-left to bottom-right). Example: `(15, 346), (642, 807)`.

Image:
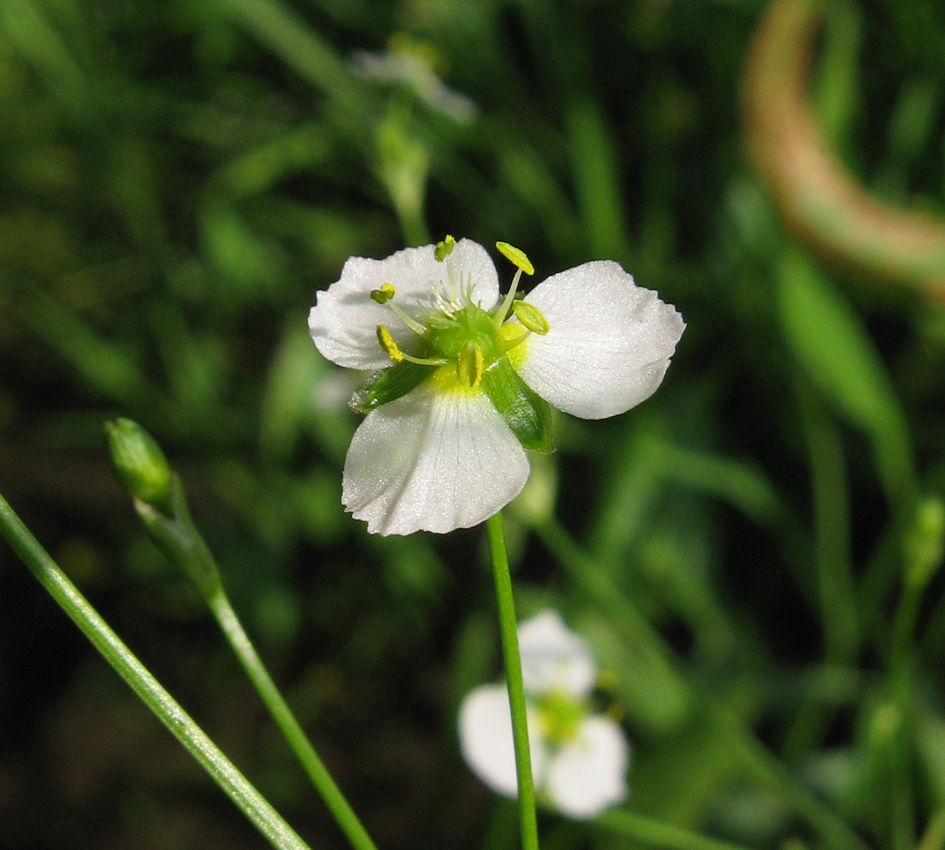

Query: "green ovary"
(427, 307), (501, 361)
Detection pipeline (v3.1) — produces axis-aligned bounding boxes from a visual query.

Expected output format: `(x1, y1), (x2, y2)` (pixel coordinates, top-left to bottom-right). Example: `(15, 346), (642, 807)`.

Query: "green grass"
(2, 1), (945, 848)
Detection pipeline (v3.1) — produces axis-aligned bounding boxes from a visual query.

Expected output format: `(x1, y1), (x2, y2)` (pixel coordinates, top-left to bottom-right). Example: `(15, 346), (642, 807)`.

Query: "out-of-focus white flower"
(458, 611), (630, 819)
(309, 237), (684, 535)
(351, 36), (478, 124)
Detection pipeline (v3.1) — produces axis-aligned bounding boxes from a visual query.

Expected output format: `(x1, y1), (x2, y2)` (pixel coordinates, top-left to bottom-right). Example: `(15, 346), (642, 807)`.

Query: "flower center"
(371, 236), (550, 390)
(535, 691), (585, 746)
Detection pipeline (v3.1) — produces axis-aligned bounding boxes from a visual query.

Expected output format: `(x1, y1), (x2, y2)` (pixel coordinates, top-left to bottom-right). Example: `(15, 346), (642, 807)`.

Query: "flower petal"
(342, 377), (529, 535)
(513, 261), (684, 419)
(518, 611), (597, 698)
(309, 239), (500, 370)
(545, 716), (630, 819)
(458, 684), (547, 799)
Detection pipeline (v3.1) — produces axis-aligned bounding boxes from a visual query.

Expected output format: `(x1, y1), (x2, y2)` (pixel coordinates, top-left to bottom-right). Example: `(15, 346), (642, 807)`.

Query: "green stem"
(206, 591), (379, 850)
(485, 512), (540, 850)
(130, 473), (378, 850)
(886, 580), (922, 850)
(0, 492), (311, 850)
(596, 809), (754, 850)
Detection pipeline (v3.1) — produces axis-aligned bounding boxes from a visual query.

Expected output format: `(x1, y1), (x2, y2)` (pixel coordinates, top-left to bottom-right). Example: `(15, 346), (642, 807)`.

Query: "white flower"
(351, 43), (478, 125)
(458, 611), (630, 819)
(309, 237), (684, 535)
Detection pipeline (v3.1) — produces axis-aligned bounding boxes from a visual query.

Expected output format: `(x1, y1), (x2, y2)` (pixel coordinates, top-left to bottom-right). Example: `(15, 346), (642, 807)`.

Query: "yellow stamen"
(370, 282), (396, 304)
(377, 325), (404, 362)
(512, 300), (549, 334)
(434, 234), (456, 261)
(494, 268), (522, 327)
(500, 323), (531, 350)
(456, 341), (484, 388)
(495, 241), (534, 276)
(377, 324), (448, 368)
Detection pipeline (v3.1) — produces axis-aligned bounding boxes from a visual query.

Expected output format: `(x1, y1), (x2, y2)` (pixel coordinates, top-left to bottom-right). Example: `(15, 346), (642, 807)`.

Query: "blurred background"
(2, 0), (945, 848)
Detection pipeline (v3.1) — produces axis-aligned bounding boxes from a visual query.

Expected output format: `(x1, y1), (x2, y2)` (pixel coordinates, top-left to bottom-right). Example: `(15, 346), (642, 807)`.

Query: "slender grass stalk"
(0, 492), (311, 850)
(485, 512), (540, 850)
(596, 809), (754, 850)
(709, 703), (870, 850)
(885, 499), (944, 850)
(205, 590), (379, 850)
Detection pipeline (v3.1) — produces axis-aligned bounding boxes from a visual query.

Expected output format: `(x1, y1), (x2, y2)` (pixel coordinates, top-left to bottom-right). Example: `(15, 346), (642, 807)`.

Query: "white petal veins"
(308, 239), (500, 371)
(513, 261), (685, 419)
(341, 378), (530, 535)
(544, 716), (630, 819)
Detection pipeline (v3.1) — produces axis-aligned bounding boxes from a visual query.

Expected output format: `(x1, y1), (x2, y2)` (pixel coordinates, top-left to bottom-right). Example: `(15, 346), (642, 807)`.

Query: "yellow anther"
(456, 341), (484, 388)
(512, 300), (549, 334)
(370, 283), (396, 304)
(434, 234), (456, 262)
(376, 325), (404, 362)
(495, 241), (534, 275)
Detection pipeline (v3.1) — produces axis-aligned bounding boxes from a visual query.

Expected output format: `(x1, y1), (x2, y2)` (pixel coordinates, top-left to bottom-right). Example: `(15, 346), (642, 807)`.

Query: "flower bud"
(105, 419), (172, 512)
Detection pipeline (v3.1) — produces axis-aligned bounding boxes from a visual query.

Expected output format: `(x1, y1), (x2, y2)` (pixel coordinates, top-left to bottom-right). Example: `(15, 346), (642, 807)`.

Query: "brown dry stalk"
(742, 0), (945, 300)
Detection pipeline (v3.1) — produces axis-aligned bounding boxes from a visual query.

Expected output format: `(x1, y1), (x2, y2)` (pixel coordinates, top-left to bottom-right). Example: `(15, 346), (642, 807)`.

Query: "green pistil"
(428, 305), (500, 361)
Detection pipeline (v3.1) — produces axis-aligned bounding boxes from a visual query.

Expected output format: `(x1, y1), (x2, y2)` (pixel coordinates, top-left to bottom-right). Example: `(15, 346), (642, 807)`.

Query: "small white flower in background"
(458, 611), (629, 820)
(309, 236), (684, 535)
(351, 35), (478, 124)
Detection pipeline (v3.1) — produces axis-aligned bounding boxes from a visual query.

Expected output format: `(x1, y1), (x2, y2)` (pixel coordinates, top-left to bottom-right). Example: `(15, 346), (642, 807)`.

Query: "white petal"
(545, 716), (630, 819)
(518, 611), (597, 698)
(458, 684), (547, 799)
(342, 378), (529, 535)
(513, 261), (685, 419)
(309, 239), (500, 370)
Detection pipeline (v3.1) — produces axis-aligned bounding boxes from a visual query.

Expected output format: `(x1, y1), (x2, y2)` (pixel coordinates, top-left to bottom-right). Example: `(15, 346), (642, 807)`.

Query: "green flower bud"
(105, 419), (172, 512)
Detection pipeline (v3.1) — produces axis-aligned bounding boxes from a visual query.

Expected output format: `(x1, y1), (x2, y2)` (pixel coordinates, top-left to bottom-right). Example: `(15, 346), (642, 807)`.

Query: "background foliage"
(2, 0), (945, 848)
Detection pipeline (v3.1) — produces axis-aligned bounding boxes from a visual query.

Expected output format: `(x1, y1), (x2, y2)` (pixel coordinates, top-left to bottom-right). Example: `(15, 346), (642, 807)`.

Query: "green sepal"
(481, 356), (554, 453)
(349, 361), (437, 413)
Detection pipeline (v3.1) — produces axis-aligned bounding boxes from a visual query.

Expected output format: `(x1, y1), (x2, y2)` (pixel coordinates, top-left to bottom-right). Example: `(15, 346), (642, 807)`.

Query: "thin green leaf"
(776, 247), (915, 503)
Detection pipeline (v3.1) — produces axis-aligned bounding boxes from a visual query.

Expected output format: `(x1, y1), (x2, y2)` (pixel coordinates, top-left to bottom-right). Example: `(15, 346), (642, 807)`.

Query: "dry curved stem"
(742, 0), (945, 301)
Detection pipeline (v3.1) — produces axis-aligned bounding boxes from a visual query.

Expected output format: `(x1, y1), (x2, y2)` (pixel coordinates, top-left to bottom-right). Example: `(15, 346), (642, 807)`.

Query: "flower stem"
(205, 590), (379, 850)
(127, 470), (377, 850)
(485, 512), (540, 850)
(0, 492), (311, 850)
